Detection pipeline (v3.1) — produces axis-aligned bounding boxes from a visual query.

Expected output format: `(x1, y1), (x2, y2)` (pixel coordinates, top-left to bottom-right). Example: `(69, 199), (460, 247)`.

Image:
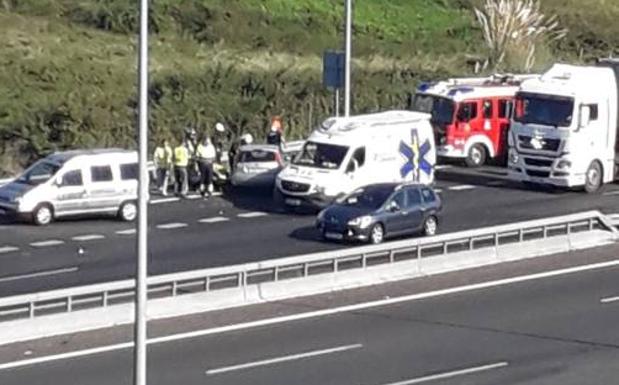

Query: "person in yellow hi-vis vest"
(153, 139), (173, 196)
(173, 141), (190, 197)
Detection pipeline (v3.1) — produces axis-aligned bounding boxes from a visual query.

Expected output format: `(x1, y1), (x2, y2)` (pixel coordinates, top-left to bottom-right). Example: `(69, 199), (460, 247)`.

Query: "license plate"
(325, 232), (344, 240)
(285, 198), (302, 206)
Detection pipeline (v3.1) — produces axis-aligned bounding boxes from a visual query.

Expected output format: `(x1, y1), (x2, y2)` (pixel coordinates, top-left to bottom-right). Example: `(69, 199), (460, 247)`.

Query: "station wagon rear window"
(239, 150), (277, 163)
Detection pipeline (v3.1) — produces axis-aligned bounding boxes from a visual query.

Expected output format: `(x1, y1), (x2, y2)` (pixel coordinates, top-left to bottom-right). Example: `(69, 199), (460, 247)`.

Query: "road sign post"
(323, 50), (345, 117)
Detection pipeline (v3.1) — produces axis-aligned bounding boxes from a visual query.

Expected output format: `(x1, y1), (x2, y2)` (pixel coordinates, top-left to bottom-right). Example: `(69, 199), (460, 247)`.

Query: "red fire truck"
(411, 74), (537, 167)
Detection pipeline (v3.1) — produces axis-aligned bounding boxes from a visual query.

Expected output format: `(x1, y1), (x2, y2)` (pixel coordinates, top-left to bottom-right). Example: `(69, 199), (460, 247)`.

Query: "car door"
(53, 169), (87, 215)
(403, 187), (424, 233)
(86, 164), (118, 211)
(382, 190), (408, 235)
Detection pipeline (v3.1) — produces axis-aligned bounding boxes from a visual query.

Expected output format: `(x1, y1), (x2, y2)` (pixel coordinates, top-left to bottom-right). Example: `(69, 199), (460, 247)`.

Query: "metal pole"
(335, 88), (340, 117)
(134, 0), (149, 384)
(344, 0), (352, 117)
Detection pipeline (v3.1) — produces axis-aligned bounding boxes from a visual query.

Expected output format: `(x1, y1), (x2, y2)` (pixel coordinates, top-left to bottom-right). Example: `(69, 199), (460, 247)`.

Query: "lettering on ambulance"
(399, 128), (432, 182)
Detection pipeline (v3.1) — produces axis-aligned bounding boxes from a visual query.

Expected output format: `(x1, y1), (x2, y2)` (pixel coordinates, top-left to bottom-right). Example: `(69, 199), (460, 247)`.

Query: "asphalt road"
(1, 165), (619, 296)
(1, 249), (617, 385)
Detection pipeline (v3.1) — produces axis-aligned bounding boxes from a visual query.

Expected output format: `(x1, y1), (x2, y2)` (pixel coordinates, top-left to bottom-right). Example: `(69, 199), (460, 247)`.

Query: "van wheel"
(118, 201), (137, 222)
(369, 223), (385, 244)
(584, 161), (603, 193)
(465, 144), (487, 168)
(423, 216), (438, 236)
(33, 204), (54, 226)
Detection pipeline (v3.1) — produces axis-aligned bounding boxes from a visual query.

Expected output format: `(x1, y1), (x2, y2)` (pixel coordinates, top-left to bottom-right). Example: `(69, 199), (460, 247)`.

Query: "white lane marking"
(603, 190), (619, 196)
(448, 185), (476, 191)
(0, 266), (79, 284)
(116, 229), (136, 235)
(2, 259), (618, 371)
(30, 240), (64, 248)
(150, 197), (180, 205)
(434, 189), (443, 194)
(380, 362), (509, 385)
(0, 246), (19, 254)
(600, 295), (619, 304)
(434, 165), (453, 170)
(156, 223), (188, 230)
(198, 217), (230, 224)
(71, 234), (105, 242)
(238, 212), (268, 218)
(185, 194), (203, 200)
(206, 343), (362, 375)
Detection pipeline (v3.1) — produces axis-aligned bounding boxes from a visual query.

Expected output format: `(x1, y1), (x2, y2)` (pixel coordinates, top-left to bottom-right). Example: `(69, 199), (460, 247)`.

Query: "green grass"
(0, 0), (617, 175)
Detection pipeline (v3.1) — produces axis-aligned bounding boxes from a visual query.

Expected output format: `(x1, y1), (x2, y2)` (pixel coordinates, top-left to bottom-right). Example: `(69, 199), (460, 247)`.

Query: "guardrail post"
(543, 226), (548, 239)
(589, 218), (595, 231)
(469, 237), (474, 250)
(519, 229), (524, 242)
(204, 276), (210, 292)
(304, 263), (309, 277)
(442, 242), (448, 255)
(417, 246), (422, 274)
(362, 254), (367, 269)
(29, 302), (35, 318)
(389, 250), (394, 264)
(274, 266), (279, 282)
(103, 292), (108, 307)
(172, 281), (178, 297)
(334, 258), (339, 273)
(67, 297), (73, 312)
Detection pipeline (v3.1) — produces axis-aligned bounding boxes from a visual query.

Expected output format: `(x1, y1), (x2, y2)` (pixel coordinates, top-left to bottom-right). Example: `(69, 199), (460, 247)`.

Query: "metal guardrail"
(0, 211), (615, 322)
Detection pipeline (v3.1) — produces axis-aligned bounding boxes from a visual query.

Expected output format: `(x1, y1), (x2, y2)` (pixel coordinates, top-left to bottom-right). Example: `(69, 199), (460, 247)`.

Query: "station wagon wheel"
(33, 204), (53, 226)
(369, 223), (385, 244)
(465, 144), (487, 168)
(119, 201), (137, 222)
(423, 216), (438, 236)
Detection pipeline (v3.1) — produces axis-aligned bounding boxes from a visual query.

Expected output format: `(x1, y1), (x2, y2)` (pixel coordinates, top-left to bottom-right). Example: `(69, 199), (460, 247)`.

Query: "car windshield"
(411, 94), (455, 125)
(293, 141), (348, 170)
(339, 186), (394, 210)
(514, 93), (574, 128)
(15, 160), (61, 186)
(239, 150), (277, 163)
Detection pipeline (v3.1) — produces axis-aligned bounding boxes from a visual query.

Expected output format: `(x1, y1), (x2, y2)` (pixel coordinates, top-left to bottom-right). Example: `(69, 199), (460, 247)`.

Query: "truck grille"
(281, 180), (310, 193)
(518, 136), (561, 152)
(524, 158), (554, 167)
(526, 169), (551, 178)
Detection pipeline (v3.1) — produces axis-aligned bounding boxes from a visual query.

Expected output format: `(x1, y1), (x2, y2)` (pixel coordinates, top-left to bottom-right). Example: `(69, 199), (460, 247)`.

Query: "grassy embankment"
(0, 0), (617, 175)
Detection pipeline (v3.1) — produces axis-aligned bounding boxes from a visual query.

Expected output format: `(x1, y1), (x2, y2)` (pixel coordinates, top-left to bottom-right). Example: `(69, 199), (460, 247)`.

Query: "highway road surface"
(0, 243), (617, 385)
(1, 166), (619, 296)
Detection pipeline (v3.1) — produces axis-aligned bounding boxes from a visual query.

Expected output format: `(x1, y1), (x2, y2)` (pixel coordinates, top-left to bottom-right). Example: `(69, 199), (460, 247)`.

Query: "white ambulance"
(275, 110), (436, 209)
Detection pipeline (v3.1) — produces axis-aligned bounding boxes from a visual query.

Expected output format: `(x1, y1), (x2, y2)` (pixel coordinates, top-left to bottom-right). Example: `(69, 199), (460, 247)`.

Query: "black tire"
(118, 201), (137, 222)
(465, 144), (487, 168)
(423, 215), (438, 236)
(32, 204), (53, 226)
(369, 223), (385, 244)
(584, 161), (603, 193)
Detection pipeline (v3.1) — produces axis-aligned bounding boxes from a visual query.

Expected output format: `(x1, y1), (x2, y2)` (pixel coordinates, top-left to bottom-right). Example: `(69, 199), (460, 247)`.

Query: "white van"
(275, 110), (436, 208)
(0, 149), (139, 225)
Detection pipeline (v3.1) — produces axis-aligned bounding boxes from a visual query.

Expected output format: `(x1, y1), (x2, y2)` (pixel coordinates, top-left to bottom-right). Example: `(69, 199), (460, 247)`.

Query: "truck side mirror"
(578, 105), (591, 130)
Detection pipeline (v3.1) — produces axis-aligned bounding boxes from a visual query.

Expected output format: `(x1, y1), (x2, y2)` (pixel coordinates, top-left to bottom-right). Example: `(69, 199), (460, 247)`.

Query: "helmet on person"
(215, 122), (225, 133)
(242, 133), (253, 145)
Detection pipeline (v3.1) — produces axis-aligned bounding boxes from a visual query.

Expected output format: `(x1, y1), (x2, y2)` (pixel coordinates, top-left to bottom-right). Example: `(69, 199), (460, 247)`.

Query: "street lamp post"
(134, 0), (149, 385)
(344, 0), (352, 117)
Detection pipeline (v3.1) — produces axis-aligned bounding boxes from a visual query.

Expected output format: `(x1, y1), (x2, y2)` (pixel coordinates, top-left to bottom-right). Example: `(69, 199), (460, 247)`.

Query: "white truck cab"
(275, 110), (436, 208)
(508, 62), (619, 192)
(0, 149), (139, 225)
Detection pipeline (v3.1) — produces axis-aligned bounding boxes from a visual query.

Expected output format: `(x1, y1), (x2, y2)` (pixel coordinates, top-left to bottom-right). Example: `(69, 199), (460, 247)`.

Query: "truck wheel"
(118, 201), (137, 222)
(465, 144), (487, 168)
(584, 161), (603, 193)
(33, 204), (54, 226)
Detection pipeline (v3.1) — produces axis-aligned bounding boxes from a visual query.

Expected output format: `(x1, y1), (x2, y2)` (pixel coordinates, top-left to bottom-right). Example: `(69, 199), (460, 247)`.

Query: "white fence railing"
(0, 210), (616, 322)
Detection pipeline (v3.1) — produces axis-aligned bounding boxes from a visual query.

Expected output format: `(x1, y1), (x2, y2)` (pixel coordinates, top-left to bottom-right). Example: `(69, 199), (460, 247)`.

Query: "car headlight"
(556, 160), (572, 169)
(348, 215), (373, 229)
(509, 151), (519, 164)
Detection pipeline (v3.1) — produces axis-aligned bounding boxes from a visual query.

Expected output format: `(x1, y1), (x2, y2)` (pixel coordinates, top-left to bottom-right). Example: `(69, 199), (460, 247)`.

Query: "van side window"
(406, 188), (422, 207)
(499, 100), (513, 118)
(421, 188), (436, 203)
(587, 104), (599, 121)
(120, 163), (138, 180)
(352, 147), (365, 167)
(61, 170), (83, 187)
(483, 100), (493, 119)
(91, 166), (113, 182)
